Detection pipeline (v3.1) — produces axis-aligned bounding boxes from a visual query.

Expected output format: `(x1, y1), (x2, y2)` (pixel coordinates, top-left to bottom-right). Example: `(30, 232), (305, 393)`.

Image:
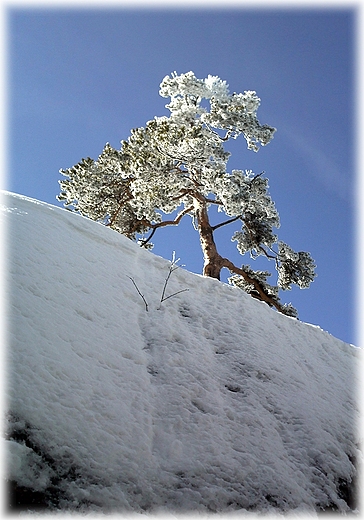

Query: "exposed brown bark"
(193, 198), (225, 280)
(125, 184), (284, 313)
(192, 195), (284, 313)
(220, 258), (284, 313)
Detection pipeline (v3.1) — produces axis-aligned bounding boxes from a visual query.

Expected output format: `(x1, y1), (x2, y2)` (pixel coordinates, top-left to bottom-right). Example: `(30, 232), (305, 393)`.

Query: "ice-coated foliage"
(58, 144), (150, 239)
(58, 71), (316, 316)
(277, 242), (317, 291)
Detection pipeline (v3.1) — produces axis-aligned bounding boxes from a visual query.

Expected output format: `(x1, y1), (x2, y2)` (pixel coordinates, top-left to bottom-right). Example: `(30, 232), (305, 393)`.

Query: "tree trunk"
(193, 197), (286, 313)
(194, 199), (224, 280)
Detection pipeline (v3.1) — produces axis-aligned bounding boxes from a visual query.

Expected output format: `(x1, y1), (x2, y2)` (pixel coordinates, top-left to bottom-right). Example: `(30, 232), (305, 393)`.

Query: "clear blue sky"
(6, 7), (356, 344)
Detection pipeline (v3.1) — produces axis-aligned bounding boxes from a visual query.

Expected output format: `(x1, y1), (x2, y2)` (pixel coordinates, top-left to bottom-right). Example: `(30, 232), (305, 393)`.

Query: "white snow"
(1, 191), (361, 515)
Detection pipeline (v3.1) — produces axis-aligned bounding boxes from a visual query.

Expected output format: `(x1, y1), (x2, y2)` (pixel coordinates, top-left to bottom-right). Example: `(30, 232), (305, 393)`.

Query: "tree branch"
(221, 257), (284, 313)
(139, 205), (194, 247)
(171, 189), (195, 201)
(152, 205), (194, 229)
(242, 218), (277, 260)
(139, 226), (157, 247)
(104, 185), (136, 229)
(212, 215), (241, 231)
(204, 123), (234, 142)
(258, 245), (277, 260)
(205, 198), (223, 205)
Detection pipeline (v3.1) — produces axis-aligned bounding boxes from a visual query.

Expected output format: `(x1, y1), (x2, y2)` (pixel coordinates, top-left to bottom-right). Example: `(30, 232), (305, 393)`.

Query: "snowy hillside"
(1, 191), (361, 514)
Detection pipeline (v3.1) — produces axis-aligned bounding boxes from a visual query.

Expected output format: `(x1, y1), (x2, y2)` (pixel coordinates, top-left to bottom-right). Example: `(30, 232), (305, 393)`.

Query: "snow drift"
(1, 191), (361, 514)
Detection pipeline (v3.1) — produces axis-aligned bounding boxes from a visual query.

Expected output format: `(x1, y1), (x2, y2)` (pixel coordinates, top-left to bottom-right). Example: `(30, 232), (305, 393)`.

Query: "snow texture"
(1, 191), (361, 515)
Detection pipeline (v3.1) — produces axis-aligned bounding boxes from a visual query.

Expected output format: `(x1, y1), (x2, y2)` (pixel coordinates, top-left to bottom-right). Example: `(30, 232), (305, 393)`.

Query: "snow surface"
(1, 191), (361, 515)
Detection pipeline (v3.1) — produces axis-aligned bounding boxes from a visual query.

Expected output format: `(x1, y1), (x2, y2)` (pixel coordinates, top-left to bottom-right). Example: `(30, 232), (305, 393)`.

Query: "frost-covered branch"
(158, 253), (189, 309)
(58, 71), (316, 317)
(127, 255), (189, 311)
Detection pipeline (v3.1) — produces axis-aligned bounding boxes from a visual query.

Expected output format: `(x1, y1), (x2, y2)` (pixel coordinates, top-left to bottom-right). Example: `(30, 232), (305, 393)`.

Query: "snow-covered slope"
(2, 191), (361, 514)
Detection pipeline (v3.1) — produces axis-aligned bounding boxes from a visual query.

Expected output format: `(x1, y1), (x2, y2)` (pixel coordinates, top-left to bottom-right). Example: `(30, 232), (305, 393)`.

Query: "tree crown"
(58, 71), (316, 317)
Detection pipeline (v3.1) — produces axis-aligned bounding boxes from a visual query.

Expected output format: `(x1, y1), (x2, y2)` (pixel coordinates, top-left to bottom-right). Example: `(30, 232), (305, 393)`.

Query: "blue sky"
(6, 7), (356, 344)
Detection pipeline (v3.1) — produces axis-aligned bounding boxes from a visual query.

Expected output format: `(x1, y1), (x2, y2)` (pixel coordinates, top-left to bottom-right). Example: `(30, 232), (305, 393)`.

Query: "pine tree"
(58, 71), (316, 317)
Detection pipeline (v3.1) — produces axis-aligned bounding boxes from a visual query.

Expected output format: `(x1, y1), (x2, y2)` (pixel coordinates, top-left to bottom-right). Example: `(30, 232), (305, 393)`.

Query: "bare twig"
(161, 288), (189, 303)
(128, 253), (189, 312)
(158, 252), (189, 309)
(128, 276), (149, 311)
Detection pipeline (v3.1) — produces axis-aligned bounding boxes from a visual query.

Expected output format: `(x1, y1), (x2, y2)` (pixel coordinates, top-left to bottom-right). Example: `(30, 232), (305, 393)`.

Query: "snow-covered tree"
(58, 71), (316, 316)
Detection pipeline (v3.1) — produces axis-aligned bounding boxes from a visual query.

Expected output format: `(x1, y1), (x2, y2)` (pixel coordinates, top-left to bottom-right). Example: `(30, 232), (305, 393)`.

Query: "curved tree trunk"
(193, 197), (285, 313)
(193, 199), (224, 279)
